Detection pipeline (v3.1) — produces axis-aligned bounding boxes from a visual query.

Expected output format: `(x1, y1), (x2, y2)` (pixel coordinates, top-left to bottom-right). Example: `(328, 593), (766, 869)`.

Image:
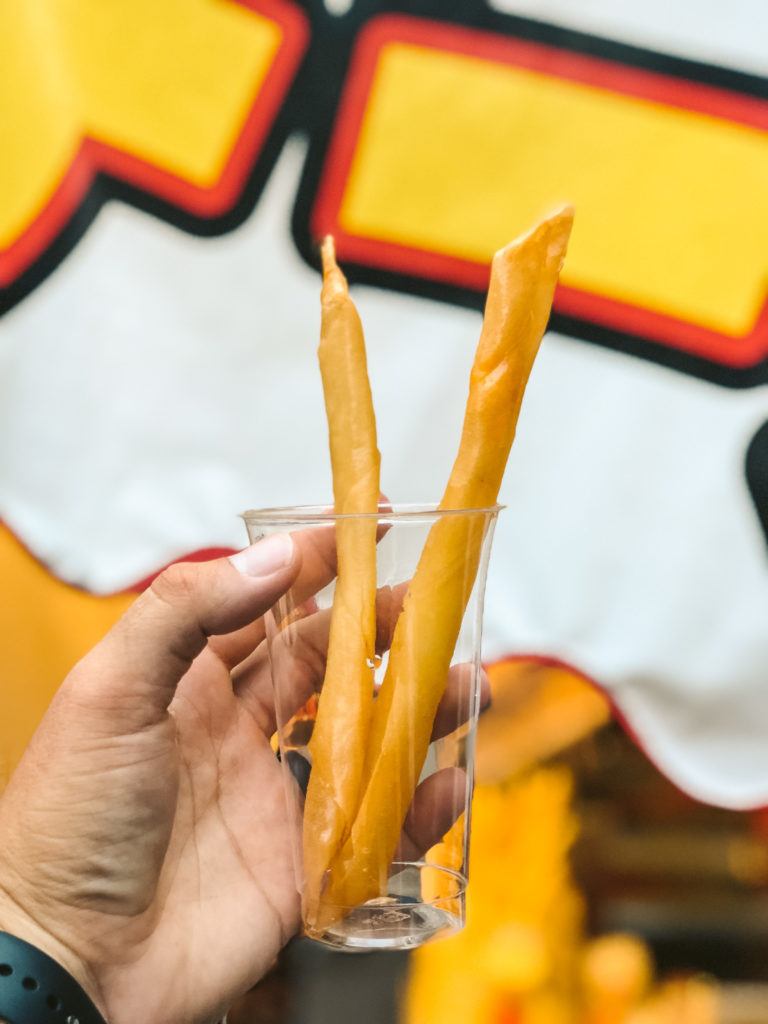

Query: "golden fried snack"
(319, 208), (574, 921)
(302, 237), (381, 930)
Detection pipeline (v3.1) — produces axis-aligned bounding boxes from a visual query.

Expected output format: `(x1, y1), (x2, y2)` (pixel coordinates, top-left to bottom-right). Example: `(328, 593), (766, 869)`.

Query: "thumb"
(68, 534), (299, 727)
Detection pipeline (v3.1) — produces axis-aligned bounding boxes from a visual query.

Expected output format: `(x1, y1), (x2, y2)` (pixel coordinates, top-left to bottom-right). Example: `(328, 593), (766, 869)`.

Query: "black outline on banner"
(1, 0), (767, 393)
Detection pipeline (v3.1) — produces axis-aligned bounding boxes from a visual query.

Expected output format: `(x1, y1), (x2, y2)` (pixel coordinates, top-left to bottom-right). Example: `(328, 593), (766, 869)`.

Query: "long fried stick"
(319, 208), (574, 919)
(302, 237), (380, 930)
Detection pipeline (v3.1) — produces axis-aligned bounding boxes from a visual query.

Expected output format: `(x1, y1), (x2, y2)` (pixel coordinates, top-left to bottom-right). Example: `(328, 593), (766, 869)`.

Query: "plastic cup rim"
(241, 502), (504, 524)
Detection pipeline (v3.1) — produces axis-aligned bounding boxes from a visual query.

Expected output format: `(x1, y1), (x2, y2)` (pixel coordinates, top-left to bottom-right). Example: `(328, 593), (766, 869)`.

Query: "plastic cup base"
(315, 896), (460, 952)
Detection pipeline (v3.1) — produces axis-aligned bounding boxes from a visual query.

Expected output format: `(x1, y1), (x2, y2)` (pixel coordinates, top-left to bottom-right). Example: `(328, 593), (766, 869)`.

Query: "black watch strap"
(0, 932), (107, 1024)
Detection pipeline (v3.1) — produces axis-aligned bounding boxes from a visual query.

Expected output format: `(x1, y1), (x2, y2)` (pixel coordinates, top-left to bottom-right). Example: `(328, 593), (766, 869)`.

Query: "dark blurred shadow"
(227, 939), (409, 1024)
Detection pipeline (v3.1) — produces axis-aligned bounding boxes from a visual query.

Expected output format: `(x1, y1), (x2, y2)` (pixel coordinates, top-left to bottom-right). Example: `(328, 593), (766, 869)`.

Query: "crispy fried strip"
(302, 237), (380, 930)
(318, 208), (574, 921)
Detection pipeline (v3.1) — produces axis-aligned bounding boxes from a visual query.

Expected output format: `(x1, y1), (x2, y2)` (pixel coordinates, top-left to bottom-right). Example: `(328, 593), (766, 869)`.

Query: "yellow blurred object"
(404, 658), (612, 1024)
(627, 978), (720, 1024)
(403, 657), (728, 1024)
(404, 769), (583, 1024)
(422, 813), (466, 905)
(581, 935), (653, 1024)
(478, 660), (611, 784)
(481, 924), (550, 994)
(0, 524), (133, 780)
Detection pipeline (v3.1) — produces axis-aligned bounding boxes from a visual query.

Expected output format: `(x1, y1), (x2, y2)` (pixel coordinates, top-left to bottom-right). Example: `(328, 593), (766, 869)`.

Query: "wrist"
(0, 889), (106, 1019)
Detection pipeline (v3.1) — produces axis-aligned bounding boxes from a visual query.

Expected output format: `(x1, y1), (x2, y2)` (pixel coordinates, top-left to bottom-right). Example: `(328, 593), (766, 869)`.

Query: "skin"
(0, 534), (304, 1024)
(0, 534), (485, 1024)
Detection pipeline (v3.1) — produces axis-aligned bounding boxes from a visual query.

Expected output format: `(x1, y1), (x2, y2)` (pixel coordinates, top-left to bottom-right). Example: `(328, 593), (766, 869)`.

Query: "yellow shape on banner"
(0, 0), (282, 246)
(0, 526), (133, 779)
(477, 660), (611, 784)
(341, 43), (768, 336)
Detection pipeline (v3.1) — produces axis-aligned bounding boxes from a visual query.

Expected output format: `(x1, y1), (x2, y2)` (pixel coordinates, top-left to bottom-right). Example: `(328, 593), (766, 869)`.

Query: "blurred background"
(226, 658), (768, 1024)
(1, 0), (767, 1021)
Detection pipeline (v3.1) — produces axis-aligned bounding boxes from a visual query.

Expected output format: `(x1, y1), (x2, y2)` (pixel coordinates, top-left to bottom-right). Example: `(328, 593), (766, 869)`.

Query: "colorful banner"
(1, 0), (767, 807)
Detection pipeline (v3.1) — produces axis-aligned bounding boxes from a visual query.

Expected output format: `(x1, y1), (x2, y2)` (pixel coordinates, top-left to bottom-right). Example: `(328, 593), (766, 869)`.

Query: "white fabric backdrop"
(1, 0), (767, 807)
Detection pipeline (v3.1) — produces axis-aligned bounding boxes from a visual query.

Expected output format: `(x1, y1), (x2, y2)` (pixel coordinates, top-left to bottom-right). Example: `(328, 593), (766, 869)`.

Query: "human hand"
(0, 532), (486, 1024)
(0, 535), (305, 1024)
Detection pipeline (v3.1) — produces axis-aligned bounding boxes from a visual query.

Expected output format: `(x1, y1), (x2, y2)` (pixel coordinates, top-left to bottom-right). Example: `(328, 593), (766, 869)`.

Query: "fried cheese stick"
(318, 208), (574, 921)
(302, 237), (381, 930)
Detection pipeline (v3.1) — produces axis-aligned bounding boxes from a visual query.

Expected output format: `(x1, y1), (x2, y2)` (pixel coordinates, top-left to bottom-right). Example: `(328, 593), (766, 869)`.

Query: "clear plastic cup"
(242, 503), (500, 952)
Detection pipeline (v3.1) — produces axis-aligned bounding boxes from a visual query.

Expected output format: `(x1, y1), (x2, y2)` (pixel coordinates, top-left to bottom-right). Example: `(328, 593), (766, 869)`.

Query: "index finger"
(207, 524), (338, 669)
(211, 509), (391, 669)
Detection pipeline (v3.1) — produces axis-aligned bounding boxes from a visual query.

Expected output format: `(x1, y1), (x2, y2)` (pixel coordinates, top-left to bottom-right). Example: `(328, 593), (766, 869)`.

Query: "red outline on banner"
(311, 14), (768, 369)
(485, 652), (708, 808)
(0, 519), (237, 596)
(487, 652), (647, 761)
(128, 547), (238, 593)
(0, 0), (309, 288)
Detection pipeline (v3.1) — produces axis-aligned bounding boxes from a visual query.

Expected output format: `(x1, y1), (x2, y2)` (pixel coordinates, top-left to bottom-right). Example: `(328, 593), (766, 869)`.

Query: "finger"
(207, 618), (267, 671)
(233, 583), (408, 733)
(228, 596), (321, 686)
(397, 767), (468, 862)
(431, 665), (491, 741)
(277, 765), (469, 860)
(67, 535), (301, 731)
(261, 508), (390, 611)
(205, 591), (319, 672)
(282, 525), (338, 609)
(281, 668), (486, 803)
(211, 510), (391, 669)
(231, 605), (327, 732)
(235, 618), (487, 748)
(239, 612), (328, 736)
(205, 522), (338, 670)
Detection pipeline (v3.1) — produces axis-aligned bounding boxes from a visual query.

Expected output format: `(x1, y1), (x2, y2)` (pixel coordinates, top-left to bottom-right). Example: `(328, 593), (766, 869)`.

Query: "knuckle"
(151, 561), (199, 608)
